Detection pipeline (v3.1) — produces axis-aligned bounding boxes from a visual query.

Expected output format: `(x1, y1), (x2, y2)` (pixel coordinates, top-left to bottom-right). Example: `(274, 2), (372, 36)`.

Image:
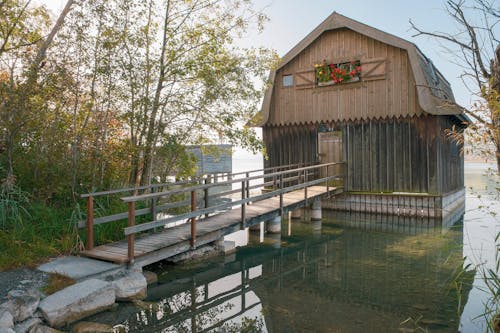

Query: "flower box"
(317, 76), (360, 86)
(315, 60), (361, 86)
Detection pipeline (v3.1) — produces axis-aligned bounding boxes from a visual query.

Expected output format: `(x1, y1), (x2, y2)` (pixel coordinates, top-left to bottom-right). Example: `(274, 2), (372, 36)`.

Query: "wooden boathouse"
(255, 12), (468, 219)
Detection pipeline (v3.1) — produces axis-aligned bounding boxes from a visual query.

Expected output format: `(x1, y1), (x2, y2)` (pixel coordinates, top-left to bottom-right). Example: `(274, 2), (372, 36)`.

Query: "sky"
(244, 0), (498, 109)
(39, 0), (499, 109)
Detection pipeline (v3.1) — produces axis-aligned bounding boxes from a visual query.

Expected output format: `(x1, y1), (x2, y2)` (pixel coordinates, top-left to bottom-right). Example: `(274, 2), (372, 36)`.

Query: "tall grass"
(0, 182), (31, 230)
(0, 181), (85, 270)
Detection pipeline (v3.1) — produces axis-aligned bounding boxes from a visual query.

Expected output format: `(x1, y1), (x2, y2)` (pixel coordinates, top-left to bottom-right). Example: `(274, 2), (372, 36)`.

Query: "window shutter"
(294, 69), (315, 89)
(360, 57), (387, 81)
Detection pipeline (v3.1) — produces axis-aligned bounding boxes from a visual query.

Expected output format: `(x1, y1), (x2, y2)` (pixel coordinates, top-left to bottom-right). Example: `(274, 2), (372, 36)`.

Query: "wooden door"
(318, 131), (343, 185)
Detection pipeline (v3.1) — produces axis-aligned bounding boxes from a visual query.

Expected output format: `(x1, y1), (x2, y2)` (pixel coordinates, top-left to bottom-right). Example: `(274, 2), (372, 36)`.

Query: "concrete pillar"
(266, 216), (281, 234)
(311, 199), (322, 221)
(216, 239), (236, 254)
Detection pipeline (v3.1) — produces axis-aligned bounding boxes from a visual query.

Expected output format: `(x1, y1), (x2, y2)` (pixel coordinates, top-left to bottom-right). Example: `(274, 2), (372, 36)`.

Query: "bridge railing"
(120, 162), (345, 263)
(78, 162), (315, 251)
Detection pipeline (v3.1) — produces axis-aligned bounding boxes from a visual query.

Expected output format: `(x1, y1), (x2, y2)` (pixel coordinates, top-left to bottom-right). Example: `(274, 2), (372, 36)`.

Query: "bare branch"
(465, 108), (491, 125)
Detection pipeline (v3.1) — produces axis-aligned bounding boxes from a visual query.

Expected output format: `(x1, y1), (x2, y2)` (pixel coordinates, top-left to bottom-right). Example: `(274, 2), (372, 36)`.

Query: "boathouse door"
(318, 131), (343, 183)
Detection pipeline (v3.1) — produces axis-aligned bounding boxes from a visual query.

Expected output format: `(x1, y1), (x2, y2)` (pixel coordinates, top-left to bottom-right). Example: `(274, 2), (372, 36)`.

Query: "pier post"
(266, 216), (281, 234)
(311, 199), (322, 220)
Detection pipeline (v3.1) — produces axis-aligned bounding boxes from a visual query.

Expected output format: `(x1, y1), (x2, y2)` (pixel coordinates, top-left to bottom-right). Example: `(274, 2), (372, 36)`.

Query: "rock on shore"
(38, 279), (115, 328)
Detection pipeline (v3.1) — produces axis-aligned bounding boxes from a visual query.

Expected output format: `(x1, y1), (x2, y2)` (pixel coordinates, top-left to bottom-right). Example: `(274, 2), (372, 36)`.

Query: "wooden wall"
(437, 116), (464, 193)
(268, 28), (423, 126)
(263, 123), (318, 169)
(263, 115), (464, 195)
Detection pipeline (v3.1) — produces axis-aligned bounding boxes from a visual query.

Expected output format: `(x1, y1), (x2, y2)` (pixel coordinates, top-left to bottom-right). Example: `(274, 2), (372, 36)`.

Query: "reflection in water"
(87, 209), (472, 333)
(84, 163), (500, 333)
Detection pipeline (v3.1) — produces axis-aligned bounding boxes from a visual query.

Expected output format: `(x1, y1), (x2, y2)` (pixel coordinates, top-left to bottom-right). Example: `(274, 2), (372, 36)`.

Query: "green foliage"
(0, 0), (276, 268)
(0, 178), (31, 230)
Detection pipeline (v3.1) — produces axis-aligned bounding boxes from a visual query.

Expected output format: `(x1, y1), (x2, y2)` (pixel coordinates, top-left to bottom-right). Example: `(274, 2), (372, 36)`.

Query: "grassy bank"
(0, 185), (157, 271)
(0, 201), (81, 270)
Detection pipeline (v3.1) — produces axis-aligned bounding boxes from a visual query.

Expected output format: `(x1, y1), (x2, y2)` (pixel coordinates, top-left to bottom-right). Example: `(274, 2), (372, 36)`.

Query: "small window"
(282, 74), (294, 87)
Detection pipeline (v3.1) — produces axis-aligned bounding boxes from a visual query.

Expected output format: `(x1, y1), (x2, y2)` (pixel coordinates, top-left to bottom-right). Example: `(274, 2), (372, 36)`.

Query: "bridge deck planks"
(81, 186), (338, 264)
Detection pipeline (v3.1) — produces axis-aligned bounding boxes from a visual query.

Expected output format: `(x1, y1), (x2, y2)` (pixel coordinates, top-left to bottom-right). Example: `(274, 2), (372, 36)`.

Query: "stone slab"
(38, 279), (115, 328)
(37, 257), (121, 280)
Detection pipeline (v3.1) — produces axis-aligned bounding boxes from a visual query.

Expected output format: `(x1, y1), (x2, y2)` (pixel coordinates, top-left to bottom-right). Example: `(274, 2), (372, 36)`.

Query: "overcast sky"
(39, 0), (499, 109)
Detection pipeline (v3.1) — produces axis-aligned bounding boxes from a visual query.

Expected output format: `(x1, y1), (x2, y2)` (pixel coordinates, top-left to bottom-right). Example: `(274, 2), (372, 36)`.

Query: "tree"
(411, 0), (500, 174)
(111, 0), (277, 186)
(0, 0), (74, 188)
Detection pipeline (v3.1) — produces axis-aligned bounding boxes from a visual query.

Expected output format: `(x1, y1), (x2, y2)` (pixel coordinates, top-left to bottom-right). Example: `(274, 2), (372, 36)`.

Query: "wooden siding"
(343, 116), (438, 193)
(263, 124), (318, 170)
(268, 28), (423, 126)
(263, 115), (464, 195)
(437, 116), (465, 193)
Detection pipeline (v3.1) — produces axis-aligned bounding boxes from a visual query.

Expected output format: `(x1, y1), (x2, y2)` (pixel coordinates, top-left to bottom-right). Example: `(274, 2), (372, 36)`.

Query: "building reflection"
(88, 211), (473, 333)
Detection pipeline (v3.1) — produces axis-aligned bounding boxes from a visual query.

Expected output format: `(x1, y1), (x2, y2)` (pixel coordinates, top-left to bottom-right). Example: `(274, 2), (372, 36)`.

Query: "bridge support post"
(311, 199), (322, 221)
(266, 216), (281, 234)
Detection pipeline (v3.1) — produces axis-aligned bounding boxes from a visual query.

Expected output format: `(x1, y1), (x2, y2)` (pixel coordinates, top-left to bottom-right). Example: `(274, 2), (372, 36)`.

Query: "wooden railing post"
(191, 190), (197, 248)
(241, 180), (246, 230)
(150, 187), (157, 220)
(245, 172), (250, 202)
(86, 196), (94, 251)
(272, 167), (277, 190)
(279, 174), (284, 217)
(326, 164), (330, 196)
(127, 201), (135, 263)
(304, 169), (308, 205)
(204, 176), (210, 218)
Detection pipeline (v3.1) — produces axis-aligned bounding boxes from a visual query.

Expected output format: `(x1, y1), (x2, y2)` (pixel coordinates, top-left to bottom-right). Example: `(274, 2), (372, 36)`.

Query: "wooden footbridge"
(78, 162), (344, 267)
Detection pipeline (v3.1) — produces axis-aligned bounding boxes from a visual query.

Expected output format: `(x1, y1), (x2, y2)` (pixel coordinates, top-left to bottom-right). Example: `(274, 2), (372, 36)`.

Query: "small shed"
(255, 13), (468, 219)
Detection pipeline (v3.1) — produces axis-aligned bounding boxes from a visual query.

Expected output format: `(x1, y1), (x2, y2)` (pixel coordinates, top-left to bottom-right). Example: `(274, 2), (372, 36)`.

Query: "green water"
(87, 163), (499, 332)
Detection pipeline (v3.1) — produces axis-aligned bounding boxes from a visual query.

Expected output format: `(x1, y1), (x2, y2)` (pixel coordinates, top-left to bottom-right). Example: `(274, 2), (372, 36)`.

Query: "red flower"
(356, 66), (362, 72)
(349, 70), (356, 76)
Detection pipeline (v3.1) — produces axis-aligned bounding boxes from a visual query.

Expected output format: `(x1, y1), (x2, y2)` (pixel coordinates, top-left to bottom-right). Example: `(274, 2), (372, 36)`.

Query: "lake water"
(88, 160), (499, 332)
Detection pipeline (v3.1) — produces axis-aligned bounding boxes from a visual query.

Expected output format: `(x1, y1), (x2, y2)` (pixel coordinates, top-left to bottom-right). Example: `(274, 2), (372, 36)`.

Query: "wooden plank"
(82, 185), (337, 265)
(81, 249), (129, 263)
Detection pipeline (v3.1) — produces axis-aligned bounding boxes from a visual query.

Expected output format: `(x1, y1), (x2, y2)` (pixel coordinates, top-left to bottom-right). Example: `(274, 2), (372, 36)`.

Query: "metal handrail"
(82, 161), (345, 261)
(123, 174), (343, 236)
(121, 162), (341, 203)
(79, 161), (312, 198)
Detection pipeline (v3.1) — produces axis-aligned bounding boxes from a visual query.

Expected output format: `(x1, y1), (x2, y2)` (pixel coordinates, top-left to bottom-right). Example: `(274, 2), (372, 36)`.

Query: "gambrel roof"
(256, 12), (467, 127)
